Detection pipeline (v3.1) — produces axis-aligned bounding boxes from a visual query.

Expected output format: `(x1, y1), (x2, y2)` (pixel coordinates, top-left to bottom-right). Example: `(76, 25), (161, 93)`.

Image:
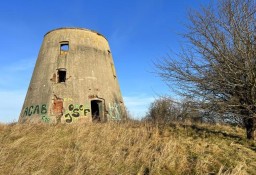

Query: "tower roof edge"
(44, 27), (108, 41)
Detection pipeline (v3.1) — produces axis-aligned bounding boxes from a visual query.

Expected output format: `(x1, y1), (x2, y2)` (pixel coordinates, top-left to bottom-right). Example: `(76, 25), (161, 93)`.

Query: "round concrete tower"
(19, 27), (126, 123)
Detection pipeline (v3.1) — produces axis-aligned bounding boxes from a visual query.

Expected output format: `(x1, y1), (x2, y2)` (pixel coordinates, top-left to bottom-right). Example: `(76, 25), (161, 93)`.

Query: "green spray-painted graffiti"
(23, 104), (47, 116)
(23, 104), (50, 123)
(108, 103), (122, 120)
(41, 115), (50, 123)
(64, 104), (90, 123)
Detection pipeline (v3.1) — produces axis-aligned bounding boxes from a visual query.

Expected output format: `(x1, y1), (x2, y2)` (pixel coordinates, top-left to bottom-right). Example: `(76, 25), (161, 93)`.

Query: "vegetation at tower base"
(0, 121), (256, 175)
(155, 0), (256, 140)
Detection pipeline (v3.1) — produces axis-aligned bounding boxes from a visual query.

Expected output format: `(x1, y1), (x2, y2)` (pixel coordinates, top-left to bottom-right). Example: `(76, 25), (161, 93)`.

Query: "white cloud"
(0, 57), (35, 89)
(123, 94), (155, 119)
(0, 58), (35, 123)
(3, 58), (35, 72)
(0, 90), (26, 123)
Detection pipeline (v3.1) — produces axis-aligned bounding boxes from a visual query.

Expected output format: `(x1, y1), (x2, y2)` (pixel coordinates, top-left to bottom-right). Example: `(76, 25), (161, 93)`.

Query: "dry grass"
(0, 121), (255, 175)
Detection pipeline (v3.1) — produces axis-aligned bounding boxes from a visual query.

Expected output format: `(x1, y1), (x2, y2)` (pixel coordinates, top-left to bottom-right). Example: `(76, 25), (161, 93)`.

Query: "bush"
(145, 97), (180, 124)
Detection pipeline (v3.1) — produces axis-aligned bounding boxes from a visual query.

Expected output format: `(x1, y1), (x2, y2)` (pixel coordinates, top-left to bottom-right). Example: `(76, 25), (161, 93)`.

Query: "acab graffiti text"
(23, 104), (47, 116)
(23, 104), (50, 123)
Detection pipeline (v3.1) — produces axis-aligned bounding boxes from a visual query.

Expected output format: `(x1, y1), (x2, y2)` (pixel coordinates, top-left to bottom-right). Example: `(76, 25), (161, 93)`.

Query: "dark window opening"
(91, 100), (102, 122)
(58, 69), (66, 83)
(60, 42), (69, 52)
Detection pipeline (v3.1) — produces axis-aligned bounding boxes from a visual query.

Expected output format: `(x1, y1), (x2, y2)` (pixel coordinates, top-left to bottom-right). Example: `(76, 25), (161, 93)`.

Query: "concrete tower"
(19, 27), (125, 123)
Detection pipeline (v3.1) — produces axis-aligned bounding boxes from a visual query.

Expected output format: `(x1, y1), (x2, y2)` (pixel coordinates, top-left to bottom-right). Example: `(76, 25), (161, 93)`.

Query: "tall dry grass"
(0, 121), (255, 175)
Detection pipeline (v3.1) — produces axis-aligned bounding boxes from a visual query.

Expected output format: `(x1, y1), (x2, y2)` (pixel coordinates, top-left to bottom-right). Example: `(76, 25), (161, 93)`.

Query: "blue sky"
(0, 0), (207, 123)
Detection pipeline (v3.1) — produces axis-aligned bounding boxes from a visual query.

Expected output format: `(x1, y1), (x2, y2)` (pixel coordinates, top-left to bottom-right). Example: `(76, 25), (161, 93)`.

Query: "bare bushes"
(145, 97), (179, 124)
(144, 97), (204, 125)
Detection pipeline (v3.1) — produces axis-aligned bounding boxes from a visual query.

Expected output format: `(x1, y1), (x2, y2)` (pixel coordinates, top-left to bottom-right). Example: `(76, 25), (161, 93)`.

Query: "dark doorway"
(58, 69), (66, 83)
(91, 100), (103, 122)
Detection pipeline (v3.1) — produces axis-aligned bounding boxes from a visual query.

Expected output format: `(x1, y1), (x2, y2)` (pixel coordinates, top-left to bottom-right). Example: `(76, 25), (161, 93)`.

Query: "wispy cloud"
(123, 94), (155, 119)
(0, 57), (35, 89)
(0, 90), (26, 123)
(0, 57), (35, 123)
(2, 57), (35, 72)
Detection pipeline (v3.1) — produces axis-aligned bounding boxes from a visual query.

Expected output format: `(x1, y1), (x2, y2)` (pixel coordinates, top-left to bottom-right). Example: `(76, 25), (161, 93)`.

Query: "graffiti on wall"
(23, 104), (47, 116)
(108, 103), (122, 120)
(23, 104), (50, 123)
(41, 115), (50, 123)
(63, 97), (73, 102)
(22, 101), (122, 123)
(64, 104), (90, 123)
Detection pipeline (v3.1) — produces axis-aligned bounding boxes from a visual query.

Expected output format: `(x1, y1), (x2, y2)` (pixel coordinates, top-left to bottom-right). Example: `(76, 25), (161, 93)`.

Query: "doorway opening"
(91, 100), (103, 122)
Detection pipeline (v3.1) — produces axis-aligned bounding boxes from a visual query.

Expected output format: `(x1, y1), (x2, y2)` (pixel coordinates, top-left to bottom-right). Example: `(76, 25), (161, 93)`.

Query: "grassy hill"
(0, 121), (255, 175)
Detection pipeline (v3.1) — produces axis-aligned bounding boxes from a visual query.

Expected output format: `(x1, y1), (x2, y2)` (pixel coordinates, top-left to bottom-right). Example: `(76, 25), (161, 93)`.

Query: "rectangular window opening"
(58, 69), (66, 83)
(61, 44), (69, 51)
(60, 41), (69, 54)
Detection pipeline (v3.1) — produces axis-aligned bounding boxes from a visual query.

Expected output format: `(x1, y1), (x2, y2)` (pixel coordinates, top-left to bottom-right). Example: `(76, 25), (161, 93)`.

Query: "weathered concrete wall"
(19, 28), (125, 124)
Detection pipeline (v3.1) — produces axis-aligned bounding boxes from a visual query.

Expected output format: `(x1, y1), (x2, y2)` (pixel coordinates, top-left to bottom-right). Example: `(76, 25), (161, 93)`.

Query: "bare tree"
(156, 0), (256, 139)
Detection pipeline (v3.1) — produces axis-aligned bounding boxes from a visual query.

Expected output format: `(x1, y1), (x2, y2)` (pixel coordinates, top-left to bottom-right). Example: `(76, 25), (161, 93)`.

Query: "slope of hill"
(0, 122), (255, 175)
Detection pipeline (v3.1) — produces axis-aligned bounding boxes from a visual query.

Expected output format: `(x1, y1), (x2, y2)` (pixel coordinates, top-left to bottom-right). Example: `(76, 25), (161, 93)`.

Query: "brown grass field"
(0, 121), (255, 175)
